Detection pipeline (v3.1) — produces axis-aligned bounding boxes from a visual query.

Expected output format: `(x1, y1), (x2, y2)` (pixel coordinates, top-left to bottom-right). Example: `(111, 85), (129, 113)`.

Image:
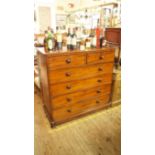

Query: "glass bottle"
(56, 27), (62, 50)
(71, 28), (77, 50)
(67, 28), (71, 50)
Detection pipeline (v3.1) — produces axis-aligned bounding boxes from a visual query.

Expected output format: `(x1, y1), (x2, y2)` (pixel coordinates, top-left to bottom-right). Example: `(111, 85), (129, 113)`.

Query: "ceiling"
(35, 0), (120, 14)
(56, 0), (120, 13)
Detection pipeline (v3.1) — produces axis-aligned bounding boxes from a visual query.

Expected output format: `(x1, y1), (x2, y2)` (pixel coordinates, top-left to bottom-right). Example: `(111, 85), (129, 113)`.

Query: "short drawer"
(52, 94), (110, 122)
(87, 51), (114, 64)
(48, 63), (114, 84)
(47, 53), (86, 69)
(51, 84), (111, 109)
(100, 51), (115, 63)
(50, 74), (112, 97)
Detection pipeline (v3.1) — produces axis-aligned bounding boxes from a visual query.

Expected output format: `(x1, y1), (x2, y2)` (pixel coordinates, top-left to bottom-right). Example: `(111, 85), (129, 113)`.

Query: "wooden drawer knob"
(65, 72), (71, 77)
(96, 100), (100, 104)
(66, 98), (72, 102)
(99, 56), (104, 60)
(97, 79), (102, 83)
(98, 67), (103, 71)
(66, 58), (71, 64)
(96, 90), (101, 94)
(67, 109), (71, 113)
(66, 85), (72, 89)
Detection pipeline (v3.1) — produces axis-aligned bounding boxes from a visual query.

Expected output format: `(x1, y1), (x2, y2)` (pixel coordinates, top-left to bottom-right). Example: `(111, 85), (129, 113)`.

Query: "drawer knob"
(67, 109), (71, 113)
(98, 67), (103, 71)
(97, 90), (101, 94)
(66, 58), (71, 64)
(66, 98), (72, 102)
(66, 85), (72, 89)
(99, 56), (104, 60)
(97, 79), (102, 83)
(96, 100), (100, 104)
(65, 72), (71, 77)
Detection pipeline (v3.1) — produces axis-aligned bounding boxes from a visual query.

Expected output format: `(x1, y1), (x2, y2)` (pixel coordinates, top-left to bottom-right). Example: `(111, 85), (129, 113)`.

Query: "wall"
(34, 0), (56, 33)
(34, 0), (121, 33)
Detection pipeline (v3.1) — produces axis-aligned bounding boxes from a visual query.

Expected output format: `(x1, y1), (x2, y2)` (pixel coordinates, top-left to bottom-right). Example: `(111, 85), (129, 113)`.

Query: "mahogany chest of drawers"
(38, 48), (115, 127)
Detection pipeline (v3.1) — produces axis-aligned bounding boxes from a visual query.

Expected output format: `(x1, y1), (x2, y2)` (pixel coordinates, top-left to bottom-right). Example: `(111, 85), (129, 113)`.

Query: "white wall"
(34, 0), (56, 33)
(34, 0), (121, 33)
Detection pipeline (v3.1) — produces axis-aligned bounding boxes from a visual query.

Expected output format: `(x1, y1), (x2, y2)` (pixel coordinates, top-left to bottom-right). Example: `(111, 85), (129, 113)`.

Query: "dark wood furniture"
(105, 28), (121, 67)
(38, 48), (115, 127)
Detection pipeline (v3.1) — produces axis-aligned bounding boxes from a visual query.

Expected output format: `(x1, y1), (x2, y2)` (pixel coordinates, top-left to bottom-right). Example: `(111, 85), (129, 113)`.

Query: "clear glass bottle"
(56, 27), (62, 50)
(85, 38), (91, 49)
(71, 28), (77, 50)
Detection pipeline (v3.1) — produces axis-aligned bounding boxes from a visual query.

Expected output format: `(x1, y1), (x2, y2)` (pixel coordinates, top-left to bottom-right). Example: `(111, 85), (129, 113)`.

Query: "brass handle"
(99, 56), (104, 60)
(67, 109), (71, 113)
(96, 90), (101, 94)
(97, 79), (102, 83)
(66, 58), (71, 64)
(66, 85), (71, 89)
(66, 98), (72, 102)
(98, 67), (103, 71)
(96, 100), (100, 104)
(65, 72), (71, 77)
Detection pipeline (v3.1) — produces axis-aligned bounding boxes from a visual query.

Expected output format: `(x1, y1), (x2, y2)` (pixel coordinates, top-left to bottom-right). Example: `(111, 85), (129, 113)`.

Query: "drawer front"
(101, 51), (115, 63)
(50, 74), (112, 97)
(51, 84), (111, 109)
(87, 52), (114, 64)
(49, 63), (114, 84)
(47, 53), (86, 69)
(87, 52), (101, 64)
(52, 94), (110, 122)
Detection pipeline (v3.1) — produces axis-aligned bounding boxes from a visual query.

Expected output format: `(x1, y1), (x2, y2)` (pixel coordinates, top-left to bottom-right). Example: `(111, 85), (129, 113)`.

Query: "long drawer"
(87, 51), (115, 64)
(52, 94), (110, 122)
(48, 63), (114, 84)
(47, 53), (86, 69)
(50, 74), (112, 97)
(51, 84), (111, 110)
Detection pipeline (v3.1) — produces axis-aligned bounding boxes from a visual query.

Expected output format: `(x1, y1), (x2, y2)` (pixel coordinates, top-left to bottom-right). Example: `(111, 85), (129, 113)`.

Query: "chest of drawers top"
(38, 48), (115, 70)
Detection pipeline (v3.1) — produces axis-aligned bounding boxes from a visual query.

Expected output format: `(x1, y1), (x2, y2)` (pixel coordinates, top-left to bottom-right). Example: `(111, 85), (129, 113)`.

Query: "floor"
(34, 69), (121, 155)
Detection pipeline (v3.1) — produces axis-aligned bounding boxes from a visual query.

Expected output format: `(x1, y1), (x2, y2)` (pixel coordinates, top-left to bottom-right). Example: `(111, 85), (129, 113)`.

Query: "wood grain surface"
(34, 68), (121, 155)
(38, 48), (115, 126)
